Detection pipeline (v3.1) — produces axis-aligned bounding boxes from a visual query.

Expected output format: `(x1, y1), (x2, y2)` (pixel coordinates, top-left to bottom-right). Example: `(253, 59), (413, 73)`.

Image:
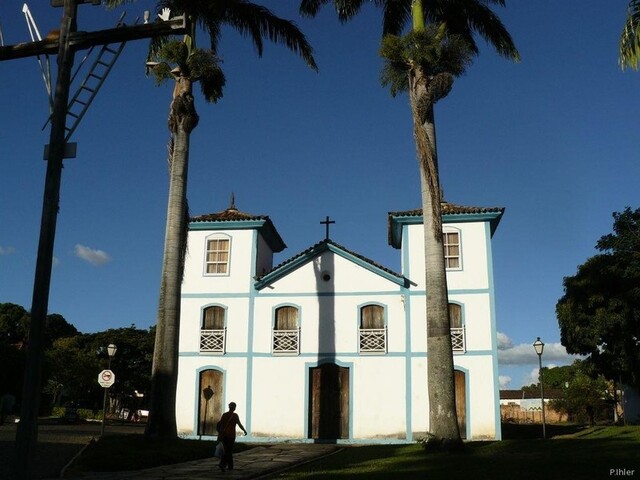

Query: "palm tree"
(620, 0), (640, 70)
(105, 0), (317, 438)
(300, 0), (518, 445)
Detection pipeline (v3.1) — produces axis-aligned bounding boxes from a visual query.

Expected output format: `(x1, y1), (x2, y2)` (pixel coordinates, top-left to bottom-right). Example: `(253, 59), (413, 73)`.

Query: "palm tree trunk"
(146, 76), (198, 438)
(409, 64), (461, 444)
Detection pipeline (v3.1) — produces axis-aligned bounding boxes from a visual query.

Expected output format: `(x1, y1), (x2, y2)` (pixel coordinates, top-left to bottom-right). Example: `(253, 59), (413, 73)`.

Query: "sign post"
(99, 369), (115, 436)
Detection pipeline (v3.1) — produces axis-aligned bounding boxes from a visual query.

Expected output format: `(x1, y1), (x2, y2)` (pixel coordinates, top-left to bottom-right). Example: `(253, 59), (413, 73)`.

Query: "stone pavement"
(62, 444), (341, 480)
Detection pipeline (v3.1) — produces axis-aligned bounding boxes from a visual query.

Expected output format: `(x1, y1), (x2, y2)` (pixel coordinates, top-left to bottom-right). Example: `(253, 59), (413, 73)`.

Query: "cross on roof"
(320, 216), (335, 240)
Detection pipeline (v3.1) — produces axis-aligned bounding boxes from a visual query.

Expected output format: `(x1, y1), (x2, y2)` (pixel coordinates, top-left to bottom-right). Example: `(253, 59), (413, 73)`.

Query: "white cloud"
(497, 331), (513, 350)
(74, 244), (111, 266)
(497, 333), (578, 366)
(499, 375), (512, 388)
(523, 367), (540, 387)
(0, 246), (16, 255)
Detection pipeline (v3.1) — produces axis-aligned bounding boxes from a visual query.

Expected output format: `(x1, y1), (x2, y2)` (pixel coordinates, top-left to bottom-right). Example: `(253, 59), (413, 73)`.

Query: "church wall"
(179, 297), (251, 354)
(453, 356), (499, 439)
(182, 229), (256, 294)
(176, 210), (502, 442)
(175, 356), (248, 436)
(402, 221), (490, 291)
(264, 252), (401, 294)
(255, 233), (274, 278)
(351, 356), (407, 438)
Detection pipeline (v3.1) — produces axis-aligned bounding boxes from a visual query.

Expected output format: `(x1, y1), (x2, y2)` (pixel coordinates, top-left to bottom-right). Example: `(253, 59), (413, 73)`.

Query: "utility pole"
(1, 2), (186, 478)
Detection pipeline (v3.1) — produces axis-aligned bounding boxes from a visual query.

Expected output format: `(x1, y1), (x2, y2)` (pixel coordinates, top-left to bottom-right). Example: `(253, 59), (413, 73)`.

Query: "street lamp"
(100, 343), (117, 436)
(533, 337), (546, 439)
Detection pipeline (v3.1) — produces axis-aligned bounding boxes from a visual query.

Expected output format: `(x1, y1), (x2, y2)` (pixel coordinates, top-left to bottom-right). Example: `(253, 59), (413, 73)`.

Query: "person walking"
(217, 402), (247, 472)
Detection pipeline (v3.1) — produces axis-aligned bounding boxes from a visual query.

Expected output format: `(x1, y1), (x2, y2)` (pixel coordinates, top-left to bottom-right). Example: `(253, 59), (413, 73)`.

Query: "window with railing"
(359, 304), (386, 354)
(200, 306), (226, 354)
(273, 306), (300, 355)
(449, 303), (465, 353)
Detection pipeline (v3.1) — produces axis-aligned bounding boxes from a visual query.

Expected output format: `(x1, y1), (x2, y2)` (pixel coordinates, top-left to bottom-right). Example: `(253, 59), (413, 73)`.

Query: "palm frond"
(103, 0), (132, 8)
(620, 0), (640, 70)
(216, 1), (318, 71)
(424, 0), (519, 61)
(381, 0), (412, 36)
(380, 26), (474, 98)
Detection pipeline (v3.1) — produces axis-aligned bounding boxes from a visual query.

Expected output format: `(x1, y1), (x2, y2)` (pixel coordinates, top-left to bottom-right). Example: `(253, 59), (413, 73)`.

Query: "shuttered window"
(443, 231), (461, 269)
(360, 305), (384, 329)
(448, 303), (462, 328)
(275, 306), (299, 330)
(206, 238), (230, 274)
(202, 306), (225, 329)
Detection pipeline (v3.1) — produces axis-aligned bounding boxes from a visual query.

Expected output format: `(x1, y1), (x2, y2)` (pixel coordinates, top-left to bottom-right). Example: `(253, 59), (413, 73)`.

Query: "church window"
(443, 230), (461, 269)
(273, 306), (299, 355)
(205, 236), (230, 274)
(449, 303), (465, 353)
(359, 304), (386, 354)
(200, 306), (226, 353)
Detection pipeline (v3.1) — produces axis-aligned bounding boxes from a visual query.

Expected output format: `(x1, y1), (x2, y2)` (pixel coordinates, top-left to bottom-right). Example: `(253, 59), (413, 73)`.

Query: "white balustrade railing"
(359, 328), (387, 353)
(450, 327), (465, 353)
(272, 329), (299, 355)
(200, 329), (226, 353)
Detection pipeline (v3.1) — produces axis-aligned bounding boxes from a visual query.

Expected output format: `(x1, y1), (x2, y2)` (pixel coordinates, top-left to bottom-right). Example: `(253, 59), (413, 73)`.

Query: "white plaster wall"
(410, 357), (429, 436)
(352, 358), (407, 438)
(175, 357), (249, 436)
(454, 356), (498, 439)
(179, 297), (250, 353)
(264, 253), (400, 295)
(182, 229), (256, 294)
(249, 358), (307, 437)
(448, 293), (494, 352)
(403, 222), (490, 291)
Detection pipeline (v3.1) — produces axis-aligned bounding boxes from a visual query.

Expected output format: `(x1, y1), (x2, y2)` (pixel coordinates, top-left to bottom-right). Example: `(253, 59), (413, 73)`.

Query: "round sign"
(98, 369), (115, 388)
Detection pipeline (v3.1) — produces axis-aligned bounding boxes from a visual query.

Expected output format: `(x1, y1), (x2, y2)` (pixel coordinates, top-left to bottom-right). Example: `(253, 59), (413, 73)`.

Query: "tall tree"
(620, 0), (640, 70)
(105, 0), (316, 438)
(557, 207), (640, 392)
(300, 0), (518, 444)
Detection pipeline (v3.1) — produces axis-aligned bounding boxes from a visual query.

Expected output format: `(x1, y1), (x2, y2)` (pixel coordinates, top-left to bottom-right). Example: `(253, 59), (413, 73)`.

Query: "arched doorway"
(198, 369), (223, 436)
(454, 370), (467, 439)
(308, 363), (349, 440)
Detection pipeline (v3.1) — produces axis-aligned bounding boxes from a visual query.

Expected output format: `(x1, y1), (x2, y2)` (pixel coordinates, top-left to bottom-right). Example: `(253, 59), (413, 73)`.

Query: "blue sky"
(1, 1), (638, 389)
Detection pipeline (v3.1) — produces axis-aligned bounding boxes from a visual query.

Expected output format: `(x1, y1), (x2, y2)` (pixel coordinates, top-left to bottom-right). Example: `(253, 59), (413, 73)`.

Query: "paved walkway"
(61, 444), (340, 480)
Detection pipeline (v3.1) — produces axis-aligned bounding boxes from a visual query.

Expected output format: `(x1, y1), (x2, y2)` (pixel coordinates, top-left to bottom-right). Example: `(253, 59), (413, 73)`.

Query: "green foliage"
(379, 26), (474, 98)
(550, 370), (611, 426)
(556, 207), (640, 390)
(620, 0), (640, 70)
(0, 302), (30, 345)
(51, 406), (102, 420)
(531, 360), (615, 425)
(188, 50), (226, 103)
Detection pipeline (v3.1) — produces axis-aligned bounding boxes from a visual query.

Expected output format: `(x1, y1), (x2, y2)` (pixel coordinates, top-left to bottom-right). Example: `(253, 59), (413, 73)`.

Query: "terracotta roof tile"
(389, 201), (505, 218)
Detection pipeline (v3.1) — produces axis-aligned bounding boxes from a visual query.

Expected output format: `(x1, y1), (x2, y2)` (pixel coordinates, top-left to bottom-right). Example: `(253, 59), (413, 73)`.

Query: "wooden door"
(454, 370), (467, 439)
(309, 363), (349, 439)
(198, 369), (223, 436)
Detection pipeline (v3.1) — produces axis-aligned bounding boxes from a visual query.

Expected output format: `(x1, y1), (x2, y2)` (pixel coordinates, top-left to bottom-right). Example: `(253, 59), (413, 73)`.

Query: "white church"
(175, 199), (504, 442)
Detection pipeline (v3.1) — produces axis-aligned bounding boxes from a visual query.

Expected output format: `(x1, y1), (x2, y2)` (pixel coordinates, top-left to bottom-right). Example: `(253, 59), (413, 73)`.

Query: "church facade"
(176, 201), (504, 442)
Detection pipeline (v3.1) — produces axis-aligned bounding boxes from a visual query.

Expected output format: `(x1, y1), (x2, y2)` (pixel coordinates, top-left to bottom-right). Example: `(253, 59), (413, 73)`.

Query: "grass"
(272, 425), (640, 480)
(65, 425), (640, 479)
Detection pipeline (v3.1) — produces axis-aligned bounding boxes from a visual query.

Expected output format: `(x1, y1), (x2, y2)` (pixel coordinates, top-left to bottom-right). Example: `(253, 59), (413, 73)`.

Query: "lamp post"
(100, 343), (117, 437)
(533, 337), (546, 439)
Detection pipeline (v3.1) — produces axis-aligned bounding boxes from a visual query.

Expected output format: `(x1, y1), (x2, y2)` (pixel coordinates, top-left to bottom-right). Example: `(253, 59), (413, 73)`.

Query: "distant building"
(500, 389), (565, 423)
(176, 200), (504, 442)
